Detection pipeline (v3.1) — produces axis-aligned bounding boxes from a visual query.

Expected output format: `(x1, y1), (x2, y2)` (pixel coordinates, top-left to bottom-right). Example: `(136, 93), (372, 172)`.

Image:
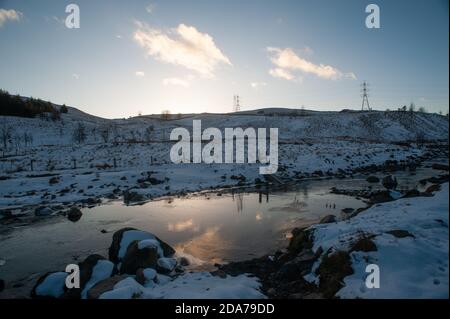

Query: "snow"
(137, 238), (163, 257)
(100, 272), (265, 299)
(81, 260), (114, 299)
(142, 268), (157, 281)
(157, 257), (177, 272)
(118, 230), (161, 259)
(0, 109), (447, 209)
(35, 271), (67, 298)
(305, 183), (449, 298)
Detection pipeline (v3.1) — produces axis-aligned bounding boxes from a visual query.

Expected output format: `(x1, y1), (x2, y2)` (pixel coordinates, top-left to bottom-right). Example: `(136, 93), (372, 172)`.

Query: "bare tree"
(144, 125), (154, 142)
(0, 125), (13, 149)
(100, 125), (110, 143)
(72, 122), (87, 144)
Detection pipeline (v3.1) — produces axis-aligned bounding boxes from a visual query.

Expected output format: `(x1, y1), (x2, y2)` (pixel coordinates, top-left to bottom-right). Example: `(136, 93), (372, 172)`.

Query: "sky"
(0, 0), (448, 118)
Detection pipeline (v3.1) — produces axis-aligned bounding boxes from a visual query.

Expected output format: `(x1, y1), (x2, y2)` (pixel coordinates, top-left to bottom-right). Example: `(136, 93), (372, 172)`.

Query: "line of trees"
(0, 89), (63, 119)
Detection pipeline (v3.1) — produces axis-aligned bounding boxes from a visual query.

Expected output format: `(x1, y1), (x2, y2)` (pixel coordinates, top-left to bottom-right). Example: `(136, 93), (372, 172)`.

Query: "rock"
(135, 268), (146, 285)
(382, 175), (398, 190)
(350, 237), (377, 252)
(136, 268), (157, 285)
(87, 275), (128, 299)
(123, 190), (145, 203)
(67, 207), (82, 222)
(425, 184), (441, 194)
(366, 176), (380, 183)
(178, 257), (190, 267)
(120, 240), (159, 274)
(386, 230), (415, 238)
(61, 254), (109, 299)
(109, 228), (175, 264)
(319, 215), (336, 224)
(316, 250), (353, 298)
(31, 272), (68, 299)
(34, 206), (54, 216)
(403, 189), (421, 198)
(296, 249), (316, 262)
(100, 229), (108, 234)
(432, 163), (449, 171)
(369, 190), (394, 204)
(287, 228), (313, 254)
(156, 257), (177, 274)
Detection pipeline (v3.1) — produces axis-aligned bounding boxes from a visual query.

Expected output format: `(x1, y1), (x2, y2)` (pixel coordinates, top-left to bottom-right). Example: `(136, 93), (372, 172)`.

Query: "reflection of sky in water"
(0, 165), (442, 284)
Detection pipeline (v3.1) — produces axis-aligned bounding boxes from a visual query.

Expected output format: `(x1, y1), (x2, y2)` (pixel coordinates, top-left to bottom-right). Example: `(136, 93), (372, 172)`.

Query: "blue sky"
(0, 0), (448, 118)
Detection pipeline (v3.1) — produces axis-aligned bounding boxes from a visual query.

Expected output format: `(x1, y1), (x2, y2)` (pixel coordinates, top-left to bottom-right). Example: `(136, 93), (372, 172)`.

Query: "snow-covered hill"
(0, 106), (448, 148)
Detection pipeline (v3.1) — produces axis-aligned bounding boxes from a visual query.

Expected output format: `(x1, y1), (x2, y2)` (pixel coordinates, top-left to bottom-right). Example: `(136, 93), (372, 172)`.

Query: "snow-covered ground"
(0, 107), (447, 209)
(305, 183), (449, 298)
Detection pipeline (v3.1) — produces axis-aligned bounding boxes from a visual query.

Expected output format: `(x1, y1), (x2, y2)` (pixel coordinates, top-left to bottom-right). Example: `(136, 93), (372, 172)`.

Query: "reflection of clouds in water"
(167, 219), (200, 232)
(175, 226), (231, 265)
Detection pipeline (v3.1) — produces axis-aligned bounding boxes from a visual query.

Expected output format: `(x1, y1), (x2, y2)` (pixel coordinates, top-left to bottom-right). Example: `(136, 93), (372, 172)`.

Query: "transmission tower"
(361, 81), (371, 111)
(233, 95), (241, 112)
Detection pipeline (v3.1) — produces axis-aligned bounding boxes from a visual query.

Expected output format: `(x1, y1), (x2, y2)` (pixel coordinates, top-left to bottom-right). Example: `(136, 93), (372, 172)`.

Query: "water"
(0, 164), (445, 292)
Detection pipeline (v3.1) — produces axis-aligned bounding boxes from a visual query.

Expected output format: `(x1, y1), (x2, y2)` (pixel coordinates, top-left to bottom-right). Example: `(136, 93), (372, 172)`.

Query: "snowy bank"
(306, 183), (449, 298)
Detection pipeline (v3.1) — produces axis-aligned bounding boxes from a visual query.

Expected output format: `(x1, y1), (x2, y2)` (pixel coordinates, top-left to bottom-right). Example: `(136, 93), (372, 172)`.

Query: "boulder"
(382, 175), (398, 190)
(287, 228), (313, 254)
(136, 268), (157, 285)
(109, 228), (175, 265)
(67, 207), (82, 222)
(61, 254), (109, 299)
(156, 257), (177, 274)
(119, 240), (159, 274)
(86, 275), (128, 299)
(316, 250), (353, 298)
(31, 272), (68, 299)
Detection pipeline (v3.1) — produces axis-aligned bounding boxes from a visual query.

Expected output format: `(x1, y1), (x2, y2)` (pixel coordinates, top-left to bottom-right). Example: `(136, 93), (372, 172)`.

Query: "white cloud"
(135, 71), (145, 77)
(268, 68), (295, 81)
(267, 47), (356, 81)
(72, 73), (80, 80)
(162, 77), (190, 88)
(134, 22), (231, 77)
(116, 35), (122, 39)
(146, 3), (156, 14)
(250, 82), (267, 89)
(0, 9), (22, 27)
